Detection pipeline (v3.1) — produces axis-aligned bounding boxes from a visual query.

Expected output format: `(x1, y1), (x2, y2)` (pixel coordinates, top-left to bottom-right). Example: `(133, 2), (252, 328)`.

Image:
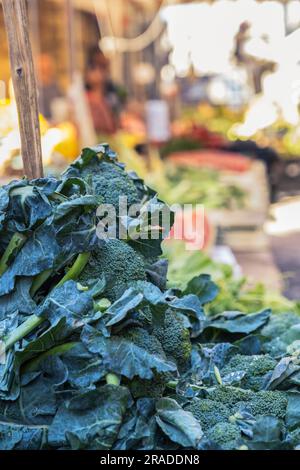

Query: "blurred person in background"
(88, 47), (126, 119)
(85, 64), (117, 135)
(36, 53), (63, 122)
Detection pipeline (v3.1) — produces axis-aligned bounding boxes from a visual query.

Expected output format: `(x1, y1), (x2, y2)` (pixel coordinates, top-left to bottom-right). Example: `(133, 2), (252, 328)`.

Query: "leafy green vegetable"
(163, 240), (300, 316)
(184, 398), (231, 431)
(207, 422), (241, 450)
(155, 398), (203, 448)
(208, 309), (271, 335)
(0, 143), (300, 451)
(147, 162), (246, 209)
(82, 327), (176, 380)
(0, 233), (27, 277)
(0, 422), (48, 450)
(48, 385), (131, 450)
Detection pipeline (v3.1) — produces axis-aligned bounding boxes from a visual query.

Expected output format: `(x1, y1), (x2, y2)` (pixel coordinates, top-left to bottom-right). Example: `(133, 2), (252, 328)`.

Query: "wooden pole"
(66, 0), (76, 82)
(2, 0), (43, 179)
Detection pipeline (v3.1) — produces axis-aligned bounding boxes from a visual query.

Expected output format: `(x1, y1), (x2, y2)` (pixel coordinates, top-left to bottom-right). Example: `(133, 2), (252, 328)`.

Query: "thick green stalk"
(30, 268), (53, 296)
(167, 381), (203, 392)
(56, 252), (90, 288)
(4, 253), (91, 352)
(0, 232), (26, 277)
(30, 252), (90, 296)
(106, 373), (120, 386)
(23, 341), (78, 372)
(4, 314), (44, 352)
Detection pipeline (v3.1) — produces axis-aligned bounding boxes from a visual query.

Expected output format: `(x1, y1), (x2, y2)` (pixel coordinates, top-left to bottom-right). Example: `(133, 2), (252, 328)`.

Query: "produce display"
(142, 152), (247, 210)
(0, 97), (78, 177)
(1, 144), (300, 451)
(163, 240), (300, 315)
(173, 104), (243, 138)
(174, 103), (300, 160)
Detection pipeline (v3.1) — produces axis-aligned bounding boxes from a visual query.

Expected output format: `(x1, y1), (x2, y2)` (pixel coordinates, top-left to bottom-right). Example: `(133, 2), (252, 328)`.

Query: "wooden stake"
(2, 0), (43, 179)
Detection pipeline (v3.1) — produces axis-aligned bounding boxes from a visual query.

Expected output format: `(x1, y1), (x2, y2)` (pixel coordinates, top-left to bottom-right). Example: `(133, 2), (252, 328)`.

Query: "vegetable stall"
(1, 0), (300, 453)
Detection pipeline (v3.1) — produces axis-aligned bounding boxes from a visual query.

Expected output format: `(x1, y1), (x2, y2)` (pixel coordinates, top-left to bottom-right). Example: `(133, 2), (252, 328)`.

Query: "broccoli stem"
(166, 380), (203, 392)
(95, 298), (111, 312)
(0, 233), (26, 277)
(106, 373), (120, 386)
(4, 253), (90, 351)
(4, 253), (93, 352)
(30, 252), (90, 296)
(30, 269), (53, 296)
(23, 341), (78, 372)
(4, 314), (44, 352)
(56, 252), (90, 288)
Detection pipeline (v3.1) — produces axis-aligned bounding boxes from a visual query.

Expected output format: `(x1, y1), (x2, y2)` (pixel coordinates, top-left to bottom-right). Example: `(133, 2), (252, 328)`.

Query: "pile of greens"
(163, 240), (300, 316)
(146, 163), (246, 210)
(0, 144), (300, 451)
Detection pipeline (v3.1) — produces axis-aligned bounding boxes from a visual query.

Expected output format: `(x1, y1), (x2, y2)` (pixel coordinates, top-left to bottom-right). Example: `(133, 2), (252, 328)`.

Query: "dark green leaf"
(156, 398), (203, 448)
(0, 422), (48, 450)
(209, 309), (271, 335)
(82, 334), (176, 380)
(286, 391), (300, 430)
(35, 281), (98, 336)
(0, 278), (35, 319)
(48, 385), (131, 449)
(105, 289), (144, 327)
(184, 274), (219, 304)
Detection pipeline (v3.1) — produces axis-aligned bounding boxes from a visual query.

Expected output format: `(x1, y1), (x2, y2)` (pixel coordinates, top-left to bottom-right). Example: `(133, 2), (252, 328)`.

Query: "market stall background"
(0, 0), (300, 302)
(1, 0), (300, 453)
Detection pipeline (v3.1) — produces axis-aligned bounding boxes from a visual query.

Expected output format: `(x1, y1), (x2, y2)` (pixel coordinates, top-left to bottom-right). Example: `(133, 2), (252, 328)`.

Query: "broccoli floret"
(122, 326), (165, 356)
(248, 391), (288, 419)
(221, 354), (276, 391)
(129, 373), (168, 399)
(121, 327), (173, 399)
(82, 160), (140, 209)
(207, 422), (241, 450)
(185, 398), (231, 431)
(78, 239), (146, 300)
(232, 391), (288, 420)
(207, 386), (254, 406)
(153, 309), (192, 368)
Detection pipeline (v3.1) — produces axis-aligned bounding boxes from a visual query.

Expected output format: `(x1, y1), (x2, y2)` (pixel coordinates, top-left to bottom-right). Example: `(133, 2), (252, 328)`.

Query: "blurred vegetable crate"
(209, 160), (269, 230)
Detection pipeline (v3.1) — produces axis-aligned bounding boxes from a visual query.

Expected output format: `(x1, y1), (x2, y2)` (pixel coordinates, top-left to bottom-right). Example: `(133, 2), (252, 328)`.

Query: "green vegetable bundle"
(146, 163), (246, 210)
(163, 240), (300, 315)
(0, 144), (300, 451)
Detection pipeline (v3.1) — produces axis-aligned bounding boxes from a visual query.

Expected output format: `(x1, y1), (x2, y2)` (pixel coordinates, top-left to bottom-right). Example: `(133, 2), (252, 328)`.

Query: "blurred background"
(1, 0), (300, 309)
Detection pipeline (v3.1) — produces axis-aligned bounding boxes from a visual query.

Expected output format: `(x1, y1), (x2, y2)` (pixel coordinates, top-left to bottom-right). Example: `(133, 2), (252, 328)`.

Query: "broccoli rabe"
(184, 398), (231, 431)
(221, 354), (276, 391)
(207, 385), (255, 406)
(207, 422), (241, 450)
(153, 309), (192, 368)
(134, 305), (153, 327)
(121, 327), (173, 398)
(261, 313), (300, 356)
(78, 239), (146, 300)
(129, 373), (169, 399)
(82, 159), (140, 209)
(246, 391), (288, 419)
(261, 313), (300, 339)
(121, 326), (165, 356)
